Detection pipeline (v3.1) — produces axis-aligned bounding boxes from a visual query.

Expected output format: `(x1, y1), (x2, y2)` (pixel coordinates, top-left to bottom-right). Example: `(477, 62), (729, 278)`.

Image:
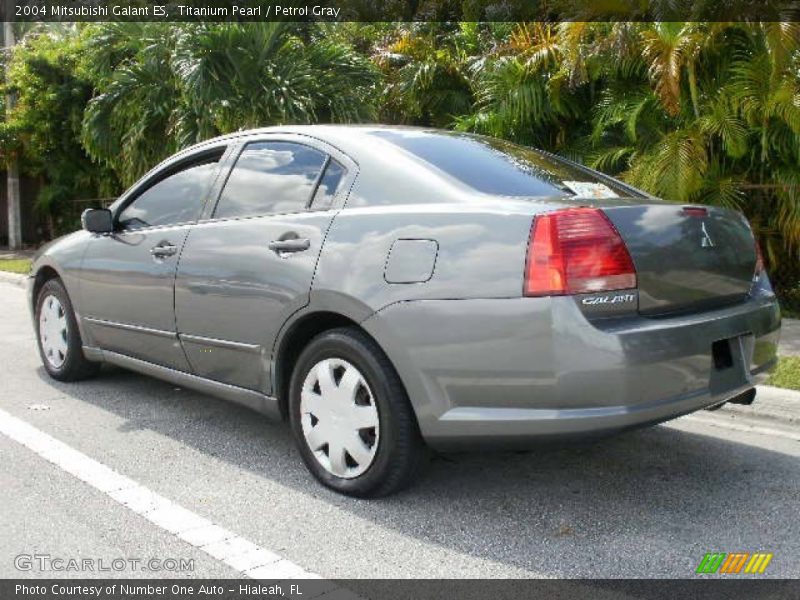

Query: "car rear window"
(369, 130), (634, 198)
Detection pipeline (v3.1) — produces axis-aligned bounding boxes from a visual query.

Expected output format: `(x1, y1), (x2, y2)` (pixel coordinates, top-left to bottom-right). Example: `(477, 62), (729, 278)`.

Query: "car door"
(79, 145), (228, 370)
(174, 134), (355, 393)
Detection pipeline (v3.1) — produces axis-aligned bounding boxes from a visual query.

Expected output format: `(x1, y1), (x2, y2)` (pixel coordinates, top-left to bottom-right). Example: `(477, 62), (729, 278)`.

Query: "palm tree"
(454, 23), (586, 147)
(80, 23), (184, 185)
(374, 23), (474, 127)
(639, 22), (707, 118)
(720, 25), (800, 272)
(81, 22), (379, 185)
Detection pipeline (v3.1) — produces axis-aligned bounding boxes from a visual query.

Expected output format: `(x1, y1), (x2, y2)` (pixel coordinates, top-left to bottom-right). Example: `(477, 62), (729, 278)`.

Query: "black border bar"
(2, 0), (800, 22)
(3, 579), (800, 600)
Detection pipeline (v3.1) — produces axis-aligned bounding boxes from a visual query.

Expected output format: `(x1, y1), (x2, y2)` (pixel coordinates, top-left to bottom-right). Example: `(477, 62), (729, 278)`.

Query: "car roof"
(159, 124), (650, 209)
(175, 124), (439, 161)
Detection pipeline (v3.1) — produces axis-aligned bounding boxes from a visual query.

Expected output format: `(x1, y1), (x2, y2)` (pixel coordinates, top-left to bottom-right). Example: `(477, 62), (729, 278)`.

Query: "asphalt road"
(1, 280), (798, 579)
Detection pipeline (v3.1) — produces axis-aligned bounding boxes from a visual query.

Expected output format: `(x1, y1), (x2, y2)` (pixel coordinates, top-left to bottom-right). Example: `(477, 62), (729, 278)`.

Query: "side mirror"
(81, 208), (114, 234)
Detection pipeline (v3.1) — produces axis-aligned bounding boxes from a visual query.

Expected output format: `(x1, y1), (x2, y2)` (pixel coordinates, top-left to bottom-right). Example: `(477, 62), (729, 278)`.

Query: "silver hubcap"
(300, 358), (380, 479)
(39, 295), (68, 369)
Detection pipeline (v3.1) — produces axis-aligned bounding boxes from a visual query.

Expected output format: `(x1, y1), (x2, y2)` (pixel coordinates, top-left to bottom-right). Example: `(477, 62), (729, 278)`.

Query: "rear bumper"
(362, 292), (780, 450)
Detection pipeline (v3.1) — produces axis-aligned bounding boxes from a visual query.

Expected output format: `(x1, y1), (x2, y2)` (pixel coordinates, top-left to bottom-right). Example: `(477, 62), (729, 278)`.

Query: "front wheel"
(289, 327), (424, 497)
(35, 278), (100, 382)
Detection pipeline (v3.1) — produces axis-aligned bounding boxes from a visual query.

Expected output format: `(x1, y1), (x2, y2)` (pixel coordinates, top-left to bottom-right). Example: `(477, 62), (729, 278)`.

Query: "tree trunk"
(4, 21), (22, 250)
(687, 62), (700, 120)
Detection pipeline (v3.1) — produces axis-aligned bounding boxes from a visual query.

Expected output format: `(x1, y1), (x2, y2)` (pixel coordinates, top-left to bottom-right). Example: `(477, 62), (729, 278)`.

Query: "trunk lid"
(601, 205), (757, 316)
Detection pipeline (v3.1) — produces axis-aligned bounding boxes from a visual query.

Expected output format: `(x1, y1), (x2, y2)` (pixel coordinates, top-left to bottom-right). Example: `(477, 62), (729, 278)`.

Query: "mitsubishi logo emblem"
(700, 222), (715, 248)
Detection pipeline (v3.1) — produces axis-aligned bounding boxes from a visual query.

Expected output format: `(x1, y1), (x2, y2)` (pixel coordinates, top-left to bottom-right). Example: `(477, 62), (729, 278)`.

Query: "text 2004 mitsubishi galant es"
(29, 126), (781, 496)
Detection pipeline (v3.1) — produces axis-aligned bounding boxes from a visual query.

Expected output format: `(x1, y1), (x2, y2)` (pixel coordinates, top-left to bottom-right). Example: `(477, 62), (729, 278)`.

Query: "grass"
(766, 356), (800, 392)
(0, 258), (31, 274)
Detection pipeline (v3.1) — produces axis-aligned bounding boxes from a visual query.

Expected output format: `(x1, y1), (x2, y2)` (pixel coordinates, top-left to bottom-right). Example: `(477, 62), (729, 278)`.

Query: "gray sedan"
(28, 126), (781, 496)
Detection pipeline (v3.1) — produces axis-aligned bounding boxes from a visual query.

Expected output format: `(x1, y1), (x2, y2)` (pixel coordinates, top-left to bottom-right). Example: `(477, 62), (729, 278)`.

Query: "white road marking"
(0, 407), (342, 588)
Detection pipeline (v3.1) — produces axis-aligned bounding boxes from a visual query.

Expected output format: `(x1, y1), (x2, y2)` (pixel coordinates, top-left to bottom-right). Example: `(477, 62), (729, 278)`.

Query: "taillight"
(754, 241), (765, 280)
(524, 207), (637, 297)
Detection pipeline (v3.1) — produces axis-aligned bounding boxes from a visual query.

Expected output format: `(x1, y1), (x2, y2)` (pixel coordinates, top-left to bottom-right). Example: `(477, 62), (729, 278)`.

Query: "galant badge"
(700, 222), (715, 248)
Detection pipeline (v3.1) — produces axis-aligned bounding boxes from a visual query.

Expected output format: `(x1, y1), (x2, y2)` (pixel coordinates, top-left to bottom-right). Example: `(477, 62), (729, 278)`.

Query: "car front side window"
(213, 141), (328, 219)
(117, 156), (221, 230)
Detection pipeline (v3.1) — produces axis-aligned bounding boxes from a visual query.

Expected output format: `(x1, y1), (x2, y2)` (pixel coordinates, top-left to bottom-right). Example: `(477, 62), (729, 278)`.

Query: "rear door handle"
(150, 242), (178, 258)
(268, 238), (311, 255)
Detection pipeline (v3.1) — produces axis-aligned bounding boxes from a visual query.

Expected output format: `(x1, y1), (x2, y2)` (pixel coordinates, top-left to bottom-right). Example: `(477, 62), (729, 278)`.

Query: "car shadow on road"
(34, 365), (800, 578)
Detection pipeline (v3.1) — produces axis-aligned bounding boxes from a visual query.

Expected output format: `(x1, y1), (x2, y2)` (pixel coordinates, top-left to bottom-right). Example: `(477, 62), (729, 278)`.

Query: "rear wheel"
(35, 278), (100, 382)
(289, 327), (424, 497)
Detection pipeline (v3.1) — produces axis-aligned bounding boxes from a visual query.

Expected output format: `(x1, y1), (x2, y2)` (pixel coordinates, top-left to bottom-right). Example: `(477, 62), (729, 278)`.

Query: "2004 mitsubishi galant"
(29, 125), (781, 496)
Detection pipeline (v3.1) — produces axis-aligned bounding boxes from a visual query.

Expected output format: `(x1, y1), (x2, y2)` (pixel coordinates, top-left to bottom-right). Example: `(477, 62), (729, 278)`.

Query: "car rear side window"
(310, 159), (346, 209)
(214, 141), (327, 219)
(369, 130), (633, 198)
(117, 155), (221, 230)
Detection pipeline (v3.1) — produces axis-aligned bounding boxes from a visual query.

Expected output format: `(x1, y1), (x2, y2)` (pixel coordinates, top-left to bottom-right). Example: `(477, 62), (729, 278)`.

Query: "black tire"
(35, 278), (100, 382)
(289, 327), (425, 497)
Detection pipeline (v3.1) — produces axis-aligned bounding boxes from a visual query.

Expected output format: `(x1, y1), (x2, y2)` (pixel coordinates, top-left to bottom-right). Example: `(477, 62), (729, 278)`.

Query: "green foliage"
(0, 258), (31, 274)
(79, 22), (379, 186)
(374, 23), (475, 127)
(767, 356), (800, 391)
(79, 23), (183, 187)
(1, 27), (117, 236)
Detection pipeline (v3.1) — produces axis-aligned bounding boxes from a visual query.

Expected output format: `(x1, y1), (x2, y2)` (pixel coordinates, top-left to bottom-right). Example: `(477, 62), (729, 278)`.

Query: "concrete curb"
(778, 318), (800, 356)
(0, 271), (27, 287)
(719, 385), (799, 428)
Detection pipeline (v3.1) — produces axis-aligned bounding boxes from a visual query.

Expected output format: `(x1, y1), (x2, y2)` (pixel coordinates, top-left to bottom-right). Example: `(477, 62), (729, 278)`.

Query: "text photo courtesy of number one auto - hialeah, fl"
(0, 2), (799, 600)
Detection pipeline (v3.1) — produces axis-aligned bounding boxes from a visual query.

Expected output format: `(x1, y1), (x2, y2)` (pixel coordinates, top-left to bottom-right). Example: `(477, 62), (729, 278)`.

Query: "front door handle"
(150, 242), (178, 258)
(268, 238), (311, 255)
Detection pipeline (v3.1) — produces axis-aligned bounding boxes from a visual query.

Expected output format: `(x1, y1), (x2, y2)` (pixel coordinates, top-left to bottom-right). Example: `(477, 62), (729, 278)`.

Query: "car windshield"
(369, 130), (636, 199)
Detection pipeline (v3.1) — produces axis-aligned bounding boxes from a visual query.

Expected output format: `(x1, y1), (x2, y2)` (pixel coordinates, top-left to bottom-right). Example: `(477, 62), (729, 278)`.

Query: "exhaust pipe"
(705, 387), (757, 411)
(727, 387), (757, 405)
